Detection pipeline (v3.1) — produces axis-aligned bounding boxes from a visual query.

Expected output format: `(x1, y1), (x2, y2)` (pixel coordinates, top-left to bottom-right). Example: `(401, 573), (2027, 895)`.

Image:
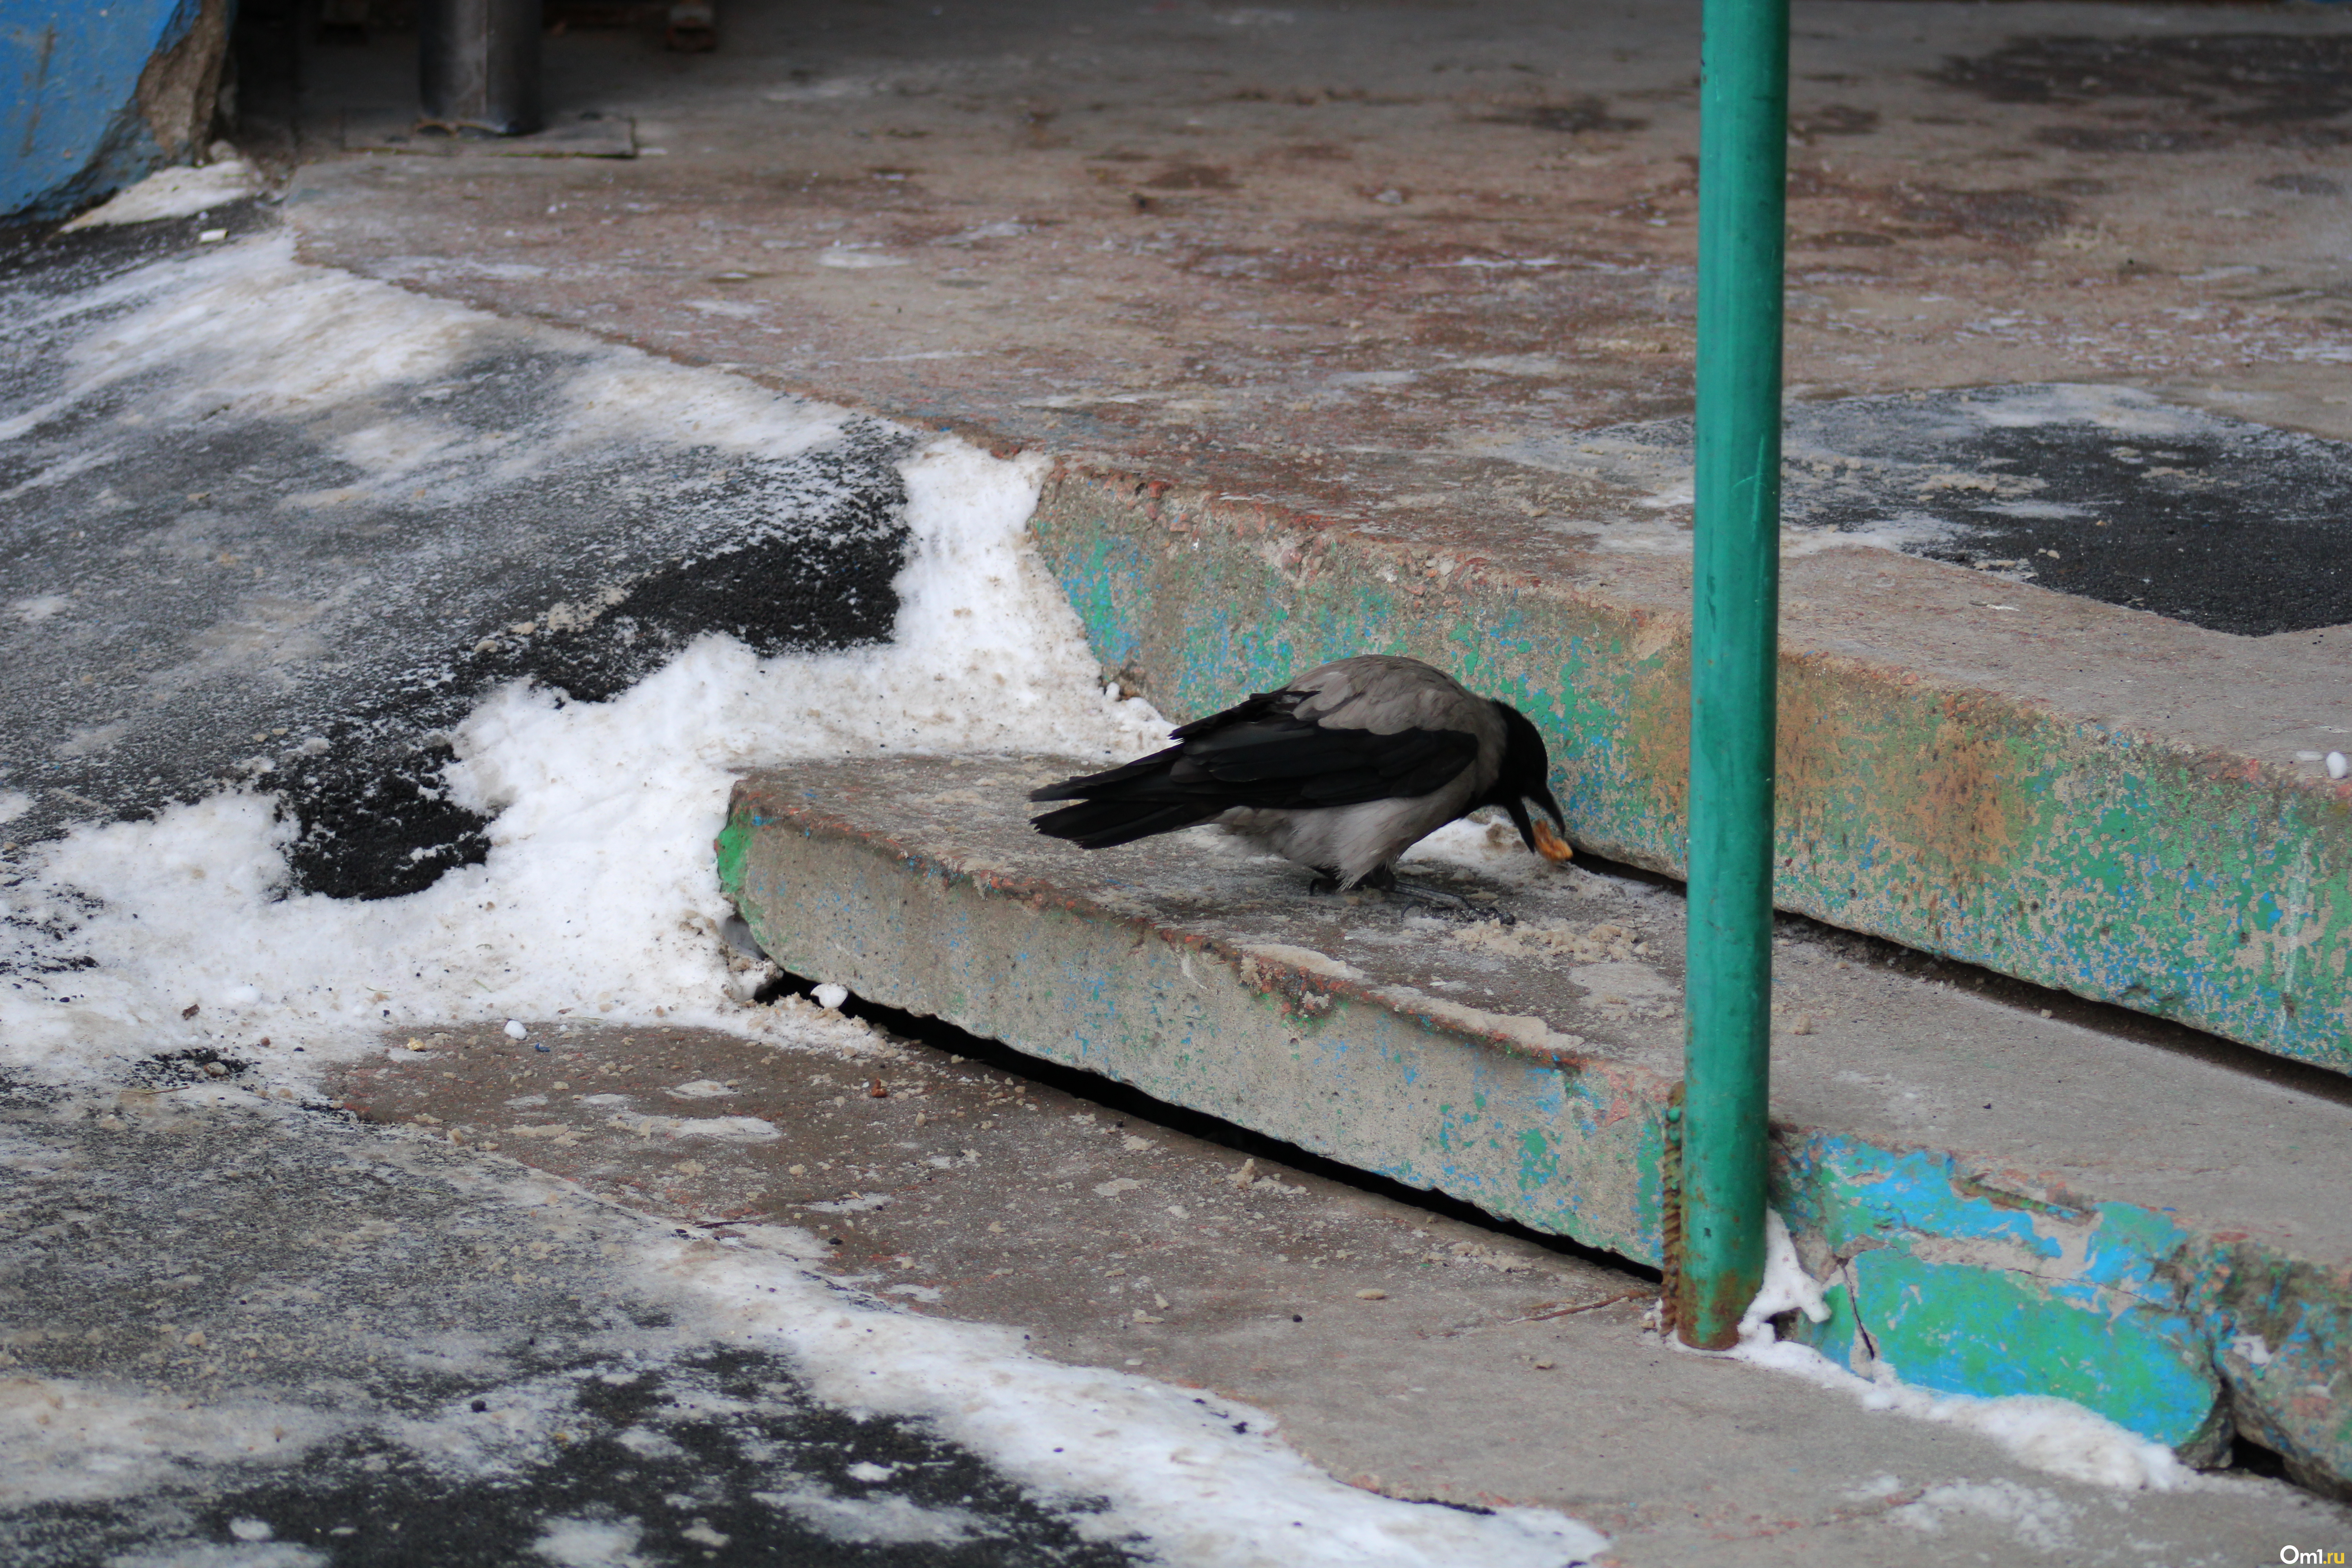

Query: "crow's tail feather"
(1029, 798), (1226, 850)
(1028, 744), (1184, 803)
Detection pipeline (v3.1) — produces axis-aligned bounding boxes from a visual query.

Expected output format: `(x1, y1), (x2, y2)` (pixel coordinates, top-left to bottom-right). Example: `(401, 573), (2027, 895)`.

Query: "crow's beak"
(1505, 795), (1575, 863)
(1530, 816), (1575, 863)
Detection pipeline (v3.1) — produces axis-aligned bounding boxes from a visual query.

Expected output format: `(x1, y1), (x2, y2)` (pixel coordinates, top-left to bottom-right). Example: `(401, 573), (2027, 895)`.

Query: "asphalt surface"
(0, 1072), (1147, 1568)
(1557, 384), (2352, 638)
(1824, 399), (2352, 636)
(0, 210), (913, 899)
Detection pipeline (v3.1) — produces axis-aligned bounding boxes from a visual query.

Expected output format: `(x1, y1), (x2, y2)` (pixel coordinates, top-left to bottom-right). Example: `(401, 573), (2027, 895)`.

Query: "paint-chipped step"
(721, 756), (2352, 1494)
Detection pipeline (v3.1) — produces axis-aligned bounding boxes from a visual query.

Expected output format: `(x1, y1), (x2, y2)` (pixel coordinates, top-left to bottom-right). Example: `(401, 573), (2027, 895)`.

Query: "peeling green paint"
(712, 812), (759, 902)
(1030, 475), (2352, 1073)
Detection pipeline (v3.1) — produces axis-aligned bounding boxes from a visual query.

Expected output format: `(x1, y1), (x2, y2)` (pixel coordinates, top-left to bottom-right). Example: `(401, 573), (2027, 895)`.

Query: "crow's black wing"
(1025, 795), (1224, 850)
(1029, 690), (1290, 805)
(1172, 717), (1478, 807)
(1168, 689), (1292, 742)
(1030, 686), (1480, 850)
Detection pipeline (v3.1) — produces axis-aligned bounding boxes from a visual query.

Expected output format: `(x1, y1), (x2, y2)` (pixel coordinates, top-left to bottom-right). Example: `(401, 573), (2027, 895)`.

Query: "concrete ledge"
(722, 758), (2352, 1490)
(1030, 467), (2352, 1073)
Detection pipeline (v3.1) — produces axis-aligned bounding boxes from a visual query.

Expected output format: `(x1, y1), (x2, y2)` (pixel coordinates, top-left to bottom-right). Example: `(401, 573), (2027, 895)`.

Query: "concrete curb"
(722, 759), (2352, 1492)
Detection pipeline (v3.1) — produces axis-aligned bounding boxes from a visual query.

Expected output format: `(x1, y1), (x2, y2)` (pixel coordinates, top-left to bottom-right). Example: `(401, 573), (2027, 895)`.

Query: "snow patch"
(528, 1515), (648, 1566)
(671, 1116), (782, 1143)
(60, 159), (260, 229)
(813, 249), (909, 269)
(18, 234), (848, 500)
(751, 1485), (987, 1544)
(1735, 1210), (1833, 1339)
(664, 1232), (1611, 1568)
(1893, 1478), (2080, 1553)
(0, 434), (1163, 1082)
(1726, 1212), (2190, 1492)
(807, 1194), (894, 1214)
(0, 1374), (348, 1509)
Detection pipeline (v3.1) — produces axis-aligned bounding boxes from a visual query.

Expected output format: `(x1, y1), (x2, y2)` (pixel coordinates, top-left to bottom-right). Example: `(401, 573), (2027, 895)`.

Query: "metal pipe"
(1677, 0), (1788, 1350)
(419, 0), (542, 136)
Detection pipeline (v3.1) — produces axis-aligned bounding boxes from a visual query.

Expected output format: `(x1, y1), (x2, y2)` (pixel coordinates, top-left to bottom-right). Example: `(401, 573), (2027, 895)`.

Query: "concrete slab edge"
(719, 781), (2352, 1491)
(1026, 468), (2352, 1076)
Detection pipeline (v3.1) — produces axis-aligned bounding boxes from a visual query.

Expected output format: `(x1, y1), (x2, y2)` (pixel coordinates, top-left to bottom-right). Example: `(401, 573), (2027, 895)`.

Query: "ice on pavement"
(669, 1229), (1608, 1567)
(57, 156), (260, 230)
(0, 232), (1604, 1565)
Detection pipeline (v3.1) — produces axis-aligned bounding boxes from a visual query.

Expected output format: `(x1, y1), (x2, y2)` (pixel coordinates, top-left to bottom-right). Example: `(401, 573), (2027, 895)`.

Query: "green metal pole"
(1678, 0), (1788, 1349)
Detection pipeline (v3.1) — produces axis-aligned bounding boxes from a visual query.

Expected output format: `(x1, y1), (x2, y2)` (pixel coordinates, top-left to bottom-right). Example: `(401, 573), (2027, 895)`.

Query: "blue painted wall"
(2, 1), (222, 220)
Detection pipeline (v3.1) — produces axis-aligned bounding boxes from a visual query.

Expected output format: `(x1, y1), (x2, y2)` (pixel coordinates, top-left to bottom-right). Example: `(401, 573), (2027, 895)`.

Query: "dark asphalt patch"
(126, 1045), (259, 1087)
(1859, 427), (2352, 637)
(0, 210), (916, 904)
(1789, 391), (2352, 637)
(1935, 33), (2352, 134)
(0, 198), (280, 293)
(9, 1356), (1140, 1567)
(1583, 385), (2352, 638)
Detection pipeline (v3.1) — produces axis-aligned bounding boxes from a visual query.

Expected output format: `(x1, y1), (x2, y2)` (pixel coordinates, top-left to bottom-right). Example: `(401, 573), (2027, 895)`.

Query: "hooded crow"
(1029, 655), (1573, 898)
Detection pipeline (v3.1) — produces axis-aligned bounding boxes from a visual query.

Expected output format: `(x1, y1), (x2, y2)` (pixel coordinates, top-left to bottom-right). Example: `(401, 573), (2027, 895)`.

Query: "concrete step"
(1029, 429), (2352, 1077)
(720, 757), (2352, 1493)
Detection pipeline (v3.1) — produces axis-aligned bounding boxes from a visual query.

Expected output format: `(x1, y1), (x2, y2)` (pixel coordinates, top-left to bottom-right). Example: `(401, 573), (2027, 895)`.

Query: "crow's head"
(1489, 702), (1573, 863)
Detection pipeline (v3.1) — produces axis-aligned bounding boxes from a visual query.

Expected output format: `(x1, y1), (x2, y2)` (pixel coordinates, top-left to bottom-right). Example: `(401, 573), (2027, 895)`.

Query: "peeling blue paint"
(1777, 1135), (2221, 1448)
(2, 0), (225, 219)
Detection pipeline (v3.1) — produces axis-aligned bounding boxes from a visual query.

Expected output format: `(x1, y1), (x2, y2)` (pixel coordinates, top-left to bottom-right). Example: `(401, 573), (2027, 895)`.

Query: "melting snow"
(1730, 1211), (2189, 1492)
(59, 158), (261, 230)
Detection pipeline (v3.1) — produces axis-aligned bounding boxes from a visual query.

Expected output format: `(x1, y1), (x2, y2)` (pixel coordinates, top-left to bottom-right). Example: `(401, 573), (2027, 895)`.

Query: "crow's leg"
(1307, 869), (1344, 897)
(1357, 866), (1514, 924)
